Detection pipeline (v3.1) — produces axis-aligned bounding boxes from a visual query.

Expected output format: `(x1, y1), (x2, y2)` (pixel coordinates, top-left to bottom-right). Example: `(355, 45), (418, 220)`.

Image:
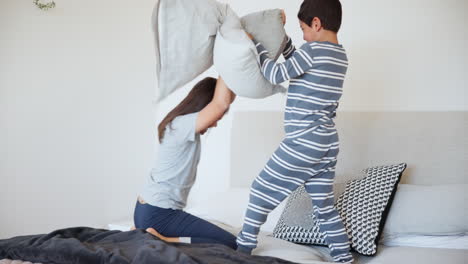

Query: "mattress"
(106, 220), (468, 264)
(203, 220), (332, 264)
(4, 221), (467, 264)
(107, 219), (331, 263)
(3, 239), (467, 264)
(355, 245), (468, 264)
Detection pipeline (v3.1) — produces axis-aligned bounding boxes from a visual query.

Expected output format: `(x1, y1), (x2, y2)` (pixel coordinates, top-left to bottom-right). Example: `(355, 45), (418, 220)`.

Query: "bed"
(107, 111), (468, 264)
(2, 111), (467, 264)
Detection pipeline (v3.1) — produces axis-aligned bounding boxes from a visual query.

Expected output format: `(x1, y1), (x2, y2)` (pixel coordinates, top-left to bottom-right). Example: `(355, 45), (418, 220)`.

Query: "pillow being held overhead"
(214, 8), (287, 98)
(151, 0), (228, 101)
(152, 0), (287, 101)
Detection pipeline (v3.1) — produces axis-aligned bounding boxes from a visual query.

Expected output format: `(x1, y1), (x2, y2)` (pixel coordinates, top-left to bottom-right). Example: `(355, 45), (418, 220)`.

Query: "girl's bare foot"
(146, 227), (180, 243)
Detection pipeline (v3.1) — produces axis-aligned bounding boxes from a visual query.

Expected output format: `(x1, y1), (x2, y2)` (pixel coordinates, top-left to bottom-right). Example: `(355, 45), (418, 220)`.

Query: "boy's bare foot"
(130, 226), (136, 231)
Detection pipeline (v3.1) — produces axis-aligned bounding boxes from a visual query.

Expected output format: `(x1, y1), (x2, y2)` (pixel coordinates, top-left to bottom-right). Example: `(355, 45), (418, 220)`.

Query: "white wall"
(1, 0), (157, 238)
(1, 0), (467, 238)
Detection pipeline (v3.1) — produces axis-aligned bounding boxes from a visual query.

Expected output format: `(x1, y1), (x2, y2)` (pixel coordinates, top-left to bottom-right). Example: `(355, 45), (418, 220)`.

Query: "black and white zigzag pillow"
(273, 163), (407, 256)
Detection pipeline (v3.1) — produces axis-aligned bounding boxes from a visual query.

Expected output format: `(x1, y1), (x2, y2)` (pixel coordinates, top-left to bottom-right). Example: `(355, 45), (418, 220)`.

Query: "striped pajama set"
(236, 37), (353, 263)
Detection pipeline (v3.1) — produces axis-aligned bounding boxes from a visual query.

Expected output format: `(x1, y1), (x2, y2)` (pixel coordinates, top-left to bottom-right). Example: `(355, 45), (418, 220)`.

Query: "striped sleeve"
(253, 40), (314, 85)
(282, 36), (295, 60)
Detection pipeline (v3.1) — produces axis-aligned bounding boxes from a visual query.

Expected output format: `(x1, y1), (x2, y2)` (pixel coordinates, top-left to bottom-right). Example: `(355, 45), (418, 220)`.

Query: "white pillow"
(186, 188), (286, 233)
(383, 184), (468, 236)
(152, 0), (227, 101)
(241, 9), (287, 60)
(153, 0), (287, 101)
(213, 8), (286, 98)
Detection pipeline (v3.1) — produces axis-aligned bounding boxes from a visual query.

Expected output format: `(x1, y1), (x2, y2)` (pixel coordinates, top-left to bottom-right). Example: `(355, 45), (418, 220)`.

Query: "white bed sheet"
(213, 221), (331, 264)
(254, 233), (331, 264)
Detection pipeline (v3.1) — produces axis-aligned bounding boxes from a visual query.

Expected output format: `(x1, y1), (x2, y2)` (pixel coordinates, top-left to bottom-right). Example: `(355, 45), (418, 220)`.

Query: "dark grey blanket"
(0, 227), (296, 264)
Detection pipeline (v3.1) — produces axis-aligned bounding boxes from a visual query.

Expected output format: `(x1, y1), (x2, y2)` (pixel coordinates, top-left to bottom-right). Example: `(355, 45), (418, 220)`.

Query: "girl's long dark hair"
(158, 77), (217, 143)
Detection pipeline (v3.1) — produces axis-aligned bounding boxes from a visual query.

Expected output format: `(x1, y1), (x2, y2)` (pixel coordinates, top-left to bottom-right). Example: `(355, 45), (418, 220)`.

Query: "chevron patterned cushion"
(273, 163), (407, 255)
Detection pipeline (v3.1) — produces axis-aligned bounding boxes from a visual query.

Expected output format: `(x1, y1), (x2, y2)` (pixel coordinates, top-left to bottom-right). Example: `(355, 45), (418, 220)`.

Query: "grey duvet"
(0, 227), (295, 264)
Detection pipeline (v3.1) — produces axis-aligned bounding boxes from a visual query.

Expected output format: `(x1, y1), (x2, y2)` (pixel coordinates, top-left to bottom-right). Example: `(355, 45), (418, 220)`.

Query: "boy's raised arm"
(252, 39), (313, 85)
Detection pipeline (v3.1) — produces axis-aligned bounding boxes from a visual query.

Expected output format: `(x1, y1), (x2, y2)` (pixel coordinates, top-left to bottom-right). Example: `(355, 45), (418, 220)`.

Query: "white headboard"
(230, 111), (468, 190)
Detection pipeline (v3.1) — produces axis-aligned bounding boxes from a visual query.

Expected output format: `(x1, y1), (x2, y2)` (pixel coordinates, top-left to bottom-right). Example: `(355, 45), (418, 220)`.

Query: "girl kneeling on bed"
(133, 77), (237, 249)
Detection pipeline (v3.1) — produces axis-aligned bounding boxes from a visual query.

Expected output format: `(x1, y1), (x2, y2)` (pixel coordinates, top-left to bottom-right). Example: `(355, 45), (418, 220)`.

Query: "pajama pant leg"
(305, 161), (353, 263)
(237, 126), (353, 263)
(236, 141), (309, 253)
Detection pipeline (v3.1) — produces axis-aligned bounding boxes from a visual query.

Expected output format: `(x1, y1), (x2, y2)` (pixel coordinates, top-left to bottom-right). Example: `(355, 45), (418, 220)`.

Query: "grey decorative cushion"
(273, 163), (407, 256)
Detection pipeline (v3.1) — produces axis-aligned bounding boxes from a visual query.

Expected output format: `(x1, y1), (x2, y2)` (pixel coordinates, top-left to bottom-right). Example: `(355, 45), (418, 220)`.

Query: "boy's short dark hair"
(297, 0), (342, 33)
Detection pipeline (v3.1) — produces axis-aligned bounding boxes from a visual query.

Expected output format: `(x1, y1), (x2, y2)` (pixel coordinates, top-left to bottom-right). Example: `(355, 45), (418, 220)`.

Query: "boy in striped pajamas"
(237, 0), (353, 262)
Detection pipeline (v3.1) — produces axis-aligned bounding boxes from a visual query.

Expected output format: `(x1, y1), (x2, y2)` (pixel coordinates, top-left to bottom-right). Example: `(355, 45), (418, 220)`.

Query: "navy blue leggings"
(134, 200), (237, 250)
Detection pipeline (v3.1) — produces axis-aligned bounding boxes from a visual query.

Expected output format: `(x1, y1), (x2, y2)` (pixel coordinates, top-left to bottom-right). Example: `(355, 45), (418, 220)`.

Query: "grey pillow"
(213, 8), (287, 99)
(241, 9), (287, 60)
(152, 0), (227, 102)
(152, 0), (287, 101)
(273, 163), (407, 256)
(383, 184), (468, 237)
